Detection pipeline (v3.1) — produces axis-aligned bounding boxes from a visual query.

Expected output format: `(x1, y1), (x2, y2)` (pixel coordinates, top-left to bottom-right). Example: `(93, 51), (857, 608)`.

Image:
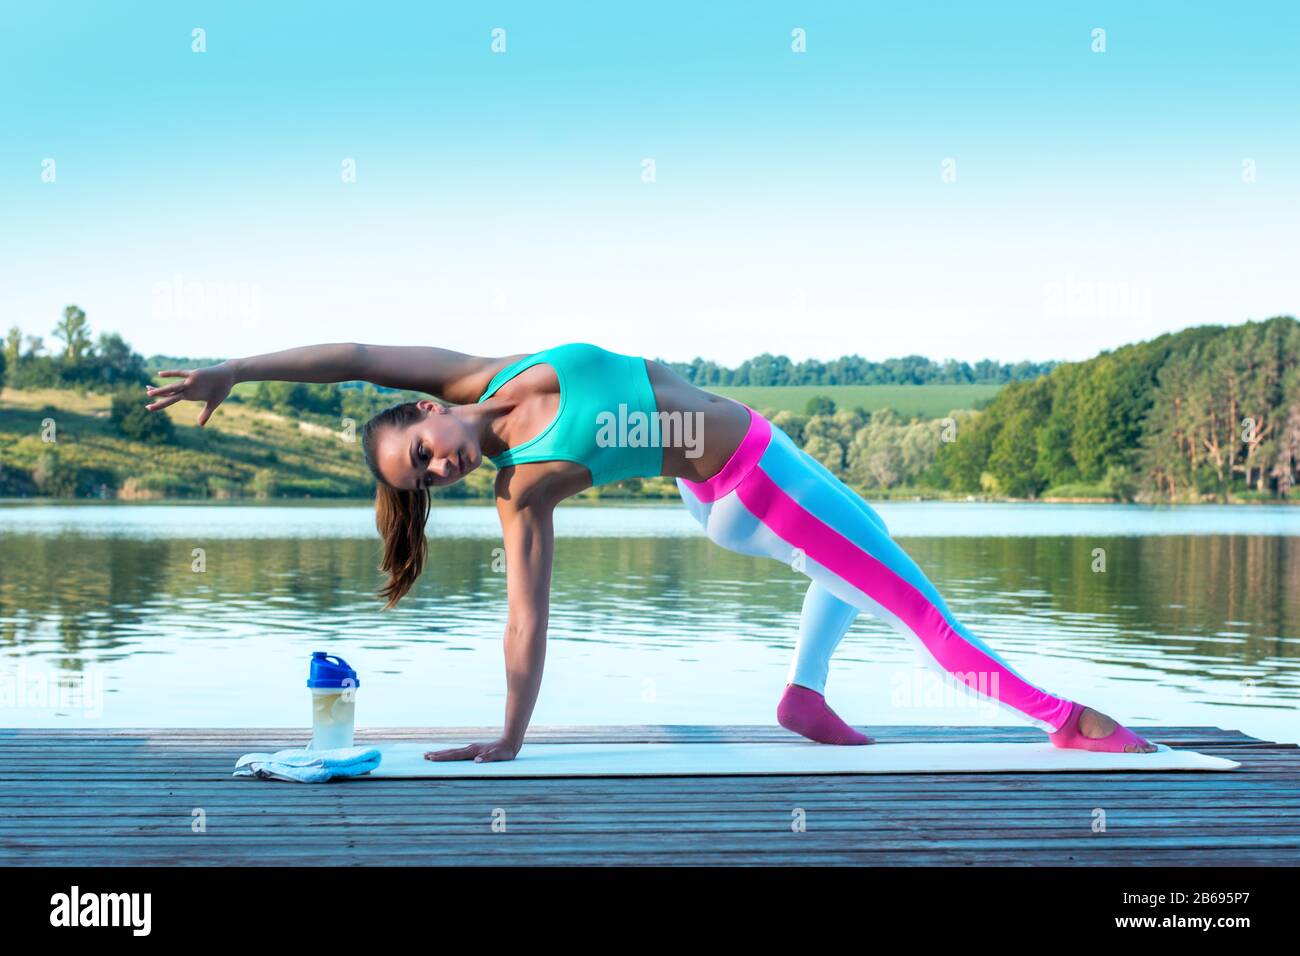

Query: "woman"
(145, 341), (1156, 762)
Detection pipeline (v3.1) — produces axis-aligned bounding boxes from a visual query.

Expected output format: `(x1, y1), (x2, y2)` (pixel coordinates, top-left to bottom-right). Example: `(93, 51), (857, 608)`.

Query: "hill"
(933, 316), (1300, 501)
(0, 387), (392, 500)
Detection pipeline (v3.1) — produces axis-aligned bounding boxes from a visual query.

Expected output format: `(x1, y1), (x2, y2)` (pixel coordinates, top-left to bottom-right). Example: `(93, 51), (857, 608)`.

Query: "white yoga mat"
(364, 740), (1240, 777)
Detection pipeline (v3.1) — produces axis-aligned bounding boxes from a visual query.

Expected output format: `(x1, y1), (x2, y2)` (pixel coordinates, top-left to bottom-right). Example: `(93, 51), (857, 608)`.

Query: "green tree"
(769, 410), (808, 445)
(32, 447), (78, 496)
(1033, 364), (1080, 487)
(805, 395), (837, 416)
(10, 345), (60, 388)
(252, 380), (342, 416)
(1140, 350), (1198, 499)
(90, 332), (148, 387)
(2, 326), (19, 376)
(936, 409), (995, 492)
(53, 305), (93, 365)
(1271, 368), (1300, 496)
(985, 379), (1051, 497)
(1069, 357), (1131, 480)
(110, 393), (175, 443)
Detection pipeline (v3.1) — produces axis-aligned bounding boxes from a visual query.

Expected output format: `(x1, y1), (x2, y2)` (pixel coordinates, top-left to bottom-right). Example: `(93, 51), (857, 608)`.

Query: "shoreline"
(1, 494), (1296, 508)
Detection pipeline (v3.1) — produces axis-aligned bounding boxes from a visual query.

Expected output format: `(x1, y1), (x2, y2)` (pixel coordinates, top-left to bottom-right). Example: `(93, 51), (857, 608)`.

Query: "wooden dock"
(2, 725), (1296, 866)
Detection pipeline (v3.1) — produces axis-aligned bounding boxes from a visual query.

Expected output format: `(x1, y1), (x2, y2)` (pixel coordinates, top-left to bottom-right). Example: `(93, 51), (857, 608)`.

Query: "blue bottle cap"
(307, 651), (359, 689)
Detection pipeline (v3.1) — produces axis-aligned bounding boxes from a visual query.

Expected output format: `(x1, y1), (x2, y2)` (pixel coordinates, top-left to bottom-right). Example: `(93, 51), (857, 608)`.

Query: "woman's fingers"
(157, 369), (191, 379)
(420, 742), (515, 763)
(424, 744), (482, 762)
(197, 401), (217, 427)
(145, 395), (183, 412)
(145, 382), (186, 398)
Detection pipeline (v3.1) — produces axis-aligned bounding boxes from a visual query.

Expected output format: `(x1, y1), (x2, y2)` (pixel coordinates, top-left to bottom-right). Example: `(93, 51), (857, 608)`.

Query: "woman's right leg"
(678, 474), (871, 744)
(789, 581), (858, 695)
(780, 581), (872, 744)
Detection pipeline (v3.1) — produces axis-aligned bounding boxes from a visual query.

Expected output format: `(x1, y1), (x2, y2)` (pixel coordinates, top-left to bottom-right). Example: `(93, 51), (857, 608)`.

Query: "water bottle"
(307, 652), (359, 750)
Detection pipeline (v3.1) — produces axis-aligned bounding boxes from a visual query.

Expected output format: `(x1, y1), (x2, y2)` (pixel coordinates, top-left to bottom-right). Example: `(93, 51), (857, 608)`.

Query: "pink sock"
(777, 683), (872, 745)
(1048, 700), (1154, 753)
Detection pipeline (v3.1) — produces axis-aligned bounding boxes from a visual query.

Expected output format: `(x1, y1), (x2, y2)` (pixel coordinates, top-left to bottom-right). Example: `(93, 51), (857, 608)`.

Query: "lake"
(0, 500), (1296, 745)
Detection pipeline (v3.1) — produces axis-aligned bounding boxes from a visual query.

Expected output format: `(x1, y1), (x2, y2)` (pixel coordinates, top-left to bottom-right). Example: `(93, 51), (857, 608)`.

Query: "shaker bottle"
(307, 651), (359, 750)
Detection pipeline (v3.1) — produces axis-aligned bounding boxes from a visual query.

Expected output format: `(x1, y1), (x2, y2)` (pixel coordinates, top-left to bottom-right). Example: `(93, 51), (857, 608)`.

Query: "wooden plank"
(4, 837), (1297, 868)
(0, 724), (1294, 867)
(5, 828), (1297, 847)
(5, 798), (1297, 815)
(4, 807), (1286, 827)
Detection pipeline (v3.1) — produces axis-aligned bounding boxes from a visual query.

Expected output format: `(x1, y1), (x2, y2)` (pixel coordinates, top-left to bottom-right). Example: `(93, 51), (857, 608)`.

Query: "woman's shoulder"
(467, 352), (535, 400)
(492, 458), (593, 511)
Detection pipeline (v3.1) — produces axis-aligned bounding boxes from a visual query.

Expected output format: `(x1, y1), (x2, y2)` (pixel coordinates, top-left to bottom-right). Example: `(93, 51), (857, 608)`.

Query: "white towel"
(234, 746), (382, 783)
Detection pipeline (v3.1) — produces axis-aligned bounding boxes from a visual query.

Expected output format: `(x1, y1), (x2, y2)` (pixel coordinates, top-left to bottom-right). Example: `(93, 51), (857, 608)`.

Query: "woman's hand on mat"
(144, 363), (234, 426)
(424, 737), (519, 763)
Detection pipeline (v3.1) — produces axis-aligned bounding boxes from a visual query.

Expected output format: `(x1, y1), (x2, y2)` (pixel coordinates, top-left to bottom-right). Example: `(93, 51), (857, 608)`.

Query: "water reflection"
(0, 504), (1296, 741)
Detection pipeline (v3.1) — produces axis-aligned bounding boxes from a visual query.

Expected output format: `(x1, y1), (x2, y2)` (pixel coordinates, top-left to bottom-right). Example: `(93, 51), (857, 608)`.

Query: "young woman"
(145, 342), (1157, 762)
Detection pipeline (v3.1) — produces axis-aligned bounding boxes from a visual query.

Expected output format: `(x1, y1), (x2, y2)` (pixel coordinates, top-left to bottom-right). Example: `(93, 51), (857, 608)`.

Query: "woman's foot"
(1049, 701), (1157, 753)
(777, 683), (873, 745)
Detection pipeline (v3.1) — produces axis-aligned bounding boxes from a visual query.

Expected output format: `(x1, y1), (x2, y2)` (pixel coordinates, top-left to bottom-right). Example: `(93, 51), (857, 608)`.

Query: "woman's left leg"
(753, 427), (1155, 751)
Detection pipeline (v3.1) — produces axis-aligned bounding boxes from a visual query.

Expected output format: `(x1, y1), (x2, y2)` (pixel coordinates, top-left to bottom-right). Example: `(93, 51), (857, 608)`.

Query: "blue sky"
(2, 1), (1297, 365)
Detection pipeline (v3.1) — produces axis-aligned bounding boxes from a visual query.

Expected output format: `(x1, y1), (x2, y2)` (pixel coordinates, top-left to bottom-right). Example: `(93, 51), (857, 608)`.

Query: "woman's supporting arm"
(423, 490), (553, 763)
(496, 501), (554, 753)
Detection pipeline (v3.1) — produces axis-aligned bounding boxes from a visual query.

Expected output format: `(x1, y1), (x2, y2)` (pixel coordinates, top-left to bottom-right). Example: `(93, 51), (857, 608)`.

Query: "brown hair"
(362, 402), (431, 609)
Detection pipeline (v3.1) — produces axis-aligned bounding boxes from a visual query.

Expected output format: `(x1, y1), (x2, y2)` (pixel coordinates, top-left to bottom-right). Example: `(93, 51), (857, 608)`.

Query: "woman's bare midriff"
(645, 359), (751, 483)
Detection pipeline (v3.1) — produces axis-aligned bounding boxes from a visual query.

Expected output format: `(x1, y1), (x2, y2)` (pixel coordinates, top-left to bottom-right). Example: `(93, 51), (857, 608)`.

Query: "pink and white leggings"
(677, 407), (1076, 734)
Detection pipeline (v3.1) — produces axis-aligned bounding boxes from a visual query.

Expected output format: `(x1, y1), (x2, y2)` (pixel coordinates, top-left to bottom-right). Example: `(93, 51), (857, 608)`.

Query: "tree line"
(3, 307), (150, 391)
(664, 352), (1057, 387)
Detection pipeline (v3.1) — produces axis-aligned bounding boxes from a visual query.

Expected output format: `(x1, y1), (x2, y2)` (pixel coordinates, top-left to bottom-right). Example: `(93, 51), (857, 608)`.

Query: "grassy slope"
(0, 387), (373, 498)
(710, 384), (1001, 417)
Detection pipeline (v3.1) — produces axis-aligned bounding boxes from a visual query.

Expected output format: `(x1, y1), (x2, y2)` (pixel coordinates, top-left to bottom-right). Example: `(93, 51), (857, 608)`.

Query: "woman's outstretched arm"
(145, 342), (515, 424)
(231, 343), (507, 402)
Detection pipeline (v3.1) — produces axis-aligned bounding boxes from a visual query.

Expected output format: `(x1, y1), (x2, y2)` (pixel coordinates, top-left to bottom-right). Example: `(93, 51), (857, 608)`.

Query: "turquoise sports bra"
(476, 343), (663, 486)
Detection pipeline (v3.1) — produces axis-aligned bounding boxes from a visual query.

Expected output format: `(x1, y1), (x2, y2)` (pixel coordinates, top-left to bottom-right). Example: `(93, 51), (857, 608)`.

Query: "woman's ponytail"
(362, 402), (431, 608)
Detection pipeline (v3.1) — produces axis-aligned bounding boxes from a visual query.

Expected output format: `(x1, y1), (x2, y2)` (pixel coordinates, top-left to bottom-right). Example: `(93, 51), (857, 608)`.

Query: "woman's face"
(373, 401), (482, 491)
